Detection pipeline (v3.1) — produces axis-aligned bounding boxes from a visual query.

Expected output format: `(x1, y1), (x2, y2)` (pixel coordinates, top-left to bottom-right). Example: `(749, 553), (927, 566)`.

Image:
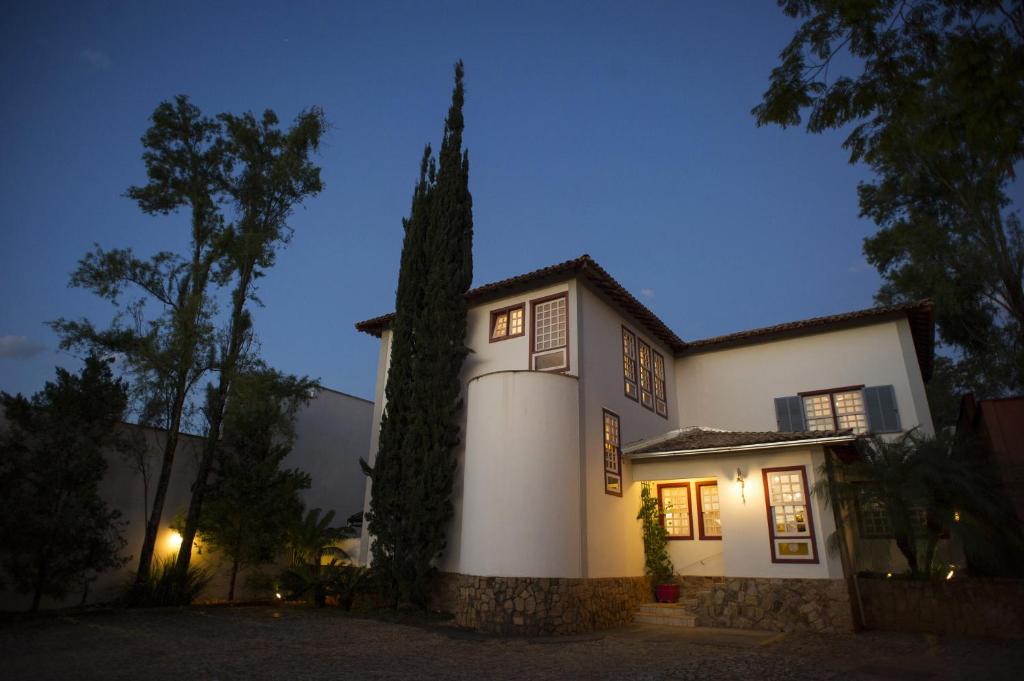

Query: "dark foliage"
(197, 370), (314, 601)
(756, 1), (1024, 398)
(362, 62), (473, 608)
(0, 356), (130, 611)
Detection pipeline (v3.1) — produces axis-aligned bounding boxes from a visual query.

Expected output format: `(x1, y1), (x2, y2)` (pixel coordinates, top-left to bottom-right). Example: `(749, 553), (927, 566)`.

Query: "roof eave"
(624, 434), (858, 460)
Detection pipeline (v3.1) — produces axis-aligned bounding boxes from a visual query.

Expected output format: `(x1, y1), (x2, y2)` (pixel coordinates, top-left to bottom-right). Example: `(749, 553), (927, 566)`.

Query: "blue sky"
(0, 1), (882, 401)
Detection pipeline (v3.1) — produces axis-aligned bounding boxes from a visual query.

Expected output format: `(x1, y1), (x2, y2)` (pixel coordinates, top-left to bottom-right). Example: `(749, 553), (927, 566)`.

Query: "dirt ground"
(2, 605), (1021, 680)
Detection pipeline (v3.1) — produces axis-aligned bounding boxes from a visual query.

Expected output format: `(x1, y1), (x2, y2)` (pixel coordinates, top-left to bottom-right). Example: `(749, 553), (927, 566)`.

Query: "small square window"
(489, 304), (525, 342)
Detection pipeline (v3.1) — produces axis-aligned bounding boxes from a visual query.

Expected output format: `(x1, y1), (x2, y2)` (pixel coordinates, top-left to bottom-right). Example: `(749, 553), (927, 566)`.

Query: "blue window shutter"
(775, 396), (806, 432)
(864, 385), (902, 433)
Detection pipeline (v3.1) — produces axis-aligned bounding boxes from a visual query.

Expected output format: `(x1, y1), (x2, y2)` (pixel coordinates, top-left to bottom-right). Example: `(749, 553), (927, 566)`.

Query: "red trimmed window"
(490, 304), (525, 342)
(762, 466), (818, 563)
(696, 481), (722, 540)
(653, 350), (667, 418)
(622, 327), (638, 400)
(603, 409), (622, 496)
(657, 482), (693, 539)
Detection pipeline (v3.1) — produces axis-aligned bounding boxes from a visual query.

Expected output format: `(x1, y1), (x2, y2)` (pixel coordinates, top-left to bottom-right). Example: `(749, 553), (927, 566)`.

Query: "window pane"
(660, 485), (691, 538)
(534, 297), (567, 351)
(509, 307), (524, 336)
(834, 390), (867, 434)
(491, 312), (508, 339)
(700, 484), (721, 537)
(603, 411), (620, 475)
(767, 470), (810, 537)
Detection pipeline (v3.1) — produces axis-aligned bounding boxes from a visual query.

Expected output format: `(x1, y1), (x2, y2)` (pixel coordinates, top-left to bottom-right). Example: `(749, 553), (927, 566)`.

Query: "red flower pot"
(655, 583), (680, 603)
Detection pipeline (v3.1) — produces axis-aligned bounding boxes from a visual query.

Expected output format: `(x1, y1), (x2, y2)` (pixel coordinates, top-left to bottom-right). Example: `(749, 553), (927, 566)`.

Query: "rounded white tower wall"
(458, 371), (582, 578)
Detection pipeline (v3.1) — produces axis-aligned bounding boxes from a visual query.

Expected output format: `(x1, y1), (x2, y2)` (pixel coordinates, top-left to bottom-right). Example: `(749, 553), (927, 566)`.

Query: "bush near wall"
(858, 576), (1024, 639)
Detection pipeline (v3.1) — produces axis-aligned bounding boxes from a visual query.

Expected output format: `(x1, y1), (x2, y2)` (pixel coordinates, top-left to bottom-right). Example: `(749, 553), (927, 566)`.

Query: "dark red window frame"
(657, 482), (694, 540)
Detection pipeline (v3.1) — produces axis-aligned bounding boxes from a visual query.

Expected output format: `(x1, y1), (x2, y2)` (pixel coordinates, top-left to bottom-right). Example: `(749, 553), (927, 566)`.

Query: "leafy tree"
(818, 430), (1024, 577)
(51, 96), (229, 588)
(174, 107), (327, 581)
(362, 61), (473, 608)
(755, 0), (1024, 396)
(197, 370), (314, 601)
(0, 357), (129, 611)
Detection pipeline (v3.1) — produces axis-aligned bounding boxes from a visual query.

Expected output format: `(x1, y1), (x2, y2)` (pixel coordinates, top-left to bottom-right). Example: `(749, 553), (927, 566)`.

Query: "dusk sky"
(1, 1), (882, 403)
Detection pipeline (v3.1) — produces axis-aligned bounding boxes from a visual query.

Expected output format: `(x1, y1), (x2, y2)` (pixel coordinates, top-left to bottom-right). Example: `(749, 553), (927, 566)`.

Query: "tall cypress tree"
(364, 62), (472, 607)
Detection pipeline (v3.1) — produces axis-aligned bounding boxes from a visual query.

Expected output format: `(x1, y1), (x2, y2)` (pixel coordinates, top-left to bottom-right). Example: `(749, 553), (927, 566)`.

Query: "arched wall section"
(458, 370), (582, 578)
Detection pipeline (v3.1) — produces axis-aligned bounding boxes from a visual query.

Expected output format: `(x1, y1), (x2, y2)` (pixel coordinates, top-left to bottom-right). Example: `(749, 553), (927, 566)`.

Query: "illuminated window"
(696, 481), (721, 539)
(622, 327), (638, 401)
(762, 466), (818, 563)
(653, 350), (667, 418)
(603, 409), (622, 496)
(802, 388), (867, 433)
(533, 296), (567, 351)
(657, 483), (692, 539)
(490, 304), (525, 342)
(638, 339), (654, 411)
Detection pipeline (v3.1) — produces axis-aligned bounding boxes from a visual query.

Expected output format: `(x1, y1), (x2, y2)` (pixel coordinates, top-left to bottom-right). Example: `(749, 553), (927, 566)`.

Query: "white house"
(355, 254), (935, 635)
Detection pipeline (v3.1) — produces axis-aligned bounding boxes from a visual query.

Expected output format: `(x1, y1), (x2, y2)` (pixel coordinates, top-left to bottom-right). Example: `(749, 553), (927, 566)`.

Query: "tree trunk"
(175, 266), (254, 578)
(228, 557), (239, 602)
(133, 386), (186, 588)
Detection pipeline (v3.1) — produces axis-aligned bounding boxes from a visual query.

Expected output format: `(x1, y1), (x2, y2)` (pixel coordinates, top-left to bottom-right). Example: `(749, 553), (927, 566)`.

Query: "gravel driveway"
(2, 605), (1020, 680)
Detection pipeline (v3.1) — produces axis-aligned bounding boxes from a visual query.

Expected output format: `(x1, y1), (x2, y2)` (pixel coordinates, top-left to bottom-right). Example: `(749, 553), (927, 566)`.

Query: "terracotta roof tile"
(355, 254), (686, 352)
(354, 255), (935, 380)
(625, 427), (856, 456)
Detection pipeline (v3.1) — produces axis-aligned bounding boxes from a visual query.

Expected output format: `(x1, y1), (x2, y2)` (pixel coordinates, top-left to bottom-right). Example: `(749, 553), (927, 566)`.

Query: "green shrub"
(125, 556), (211, 607)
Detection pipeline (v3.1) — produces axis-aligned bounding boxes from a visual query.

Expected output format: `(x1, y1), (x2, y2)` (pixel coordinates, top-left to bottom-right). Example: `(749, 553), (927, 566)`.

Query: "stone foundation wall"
(430, 573), (651, 635)
(858, 577), (1024, 639)
(679, 576), (854, 633)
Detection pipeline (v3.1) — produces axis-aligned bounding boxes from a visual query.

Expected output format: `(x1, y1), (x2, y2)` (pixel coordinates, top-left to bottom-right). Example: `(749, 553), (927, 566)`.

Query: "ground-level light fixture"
(165, 530), (183, 553)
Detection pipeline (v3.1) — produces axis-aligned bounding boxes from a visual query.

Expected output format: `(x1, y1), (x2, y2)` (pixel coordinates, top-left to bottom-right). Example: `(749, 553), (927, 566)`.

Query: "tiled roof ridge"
(686, 299), (933, 348)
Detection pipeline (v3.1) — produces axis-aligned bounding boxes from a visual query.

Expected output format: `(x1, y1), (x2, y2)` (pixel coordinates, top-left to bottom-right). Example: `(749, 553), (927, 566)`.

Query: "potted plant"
(637, 482), (678, 603)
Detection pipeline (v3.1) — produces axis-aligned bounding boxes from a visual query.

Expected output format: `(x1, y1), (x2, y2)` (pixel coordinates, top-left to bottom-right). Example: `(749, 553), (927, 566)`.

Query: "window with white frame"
(763, 466), (818, 563)
(696, 481), (722, 539)
(531, 294), (568, 372)
(658, 483), (692, 539)
(533, 296), (566, 351)
(802, 388), (868, 434)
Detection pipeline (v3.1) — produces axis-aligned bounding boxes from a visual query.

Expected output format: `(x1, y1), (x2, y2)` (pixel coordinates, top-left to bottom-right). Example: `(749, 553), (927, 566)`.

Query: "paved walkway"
(2, 605), (1021, 680)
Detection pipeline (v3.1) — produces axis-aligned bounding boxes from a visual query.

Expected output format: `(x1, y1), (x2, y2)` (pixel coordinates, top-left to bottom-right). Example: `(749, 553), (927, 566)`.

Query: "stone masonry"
(858, 576), (1024, 639)
(430, 573), (651, 635)
(678, 576), (855, 633)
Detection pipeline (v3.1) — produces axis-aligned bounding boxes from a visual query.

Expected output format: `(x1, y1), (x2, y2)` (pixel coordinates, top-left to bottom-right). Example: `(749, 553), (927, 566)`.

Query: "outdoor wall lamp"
(735, 467), (746, 504)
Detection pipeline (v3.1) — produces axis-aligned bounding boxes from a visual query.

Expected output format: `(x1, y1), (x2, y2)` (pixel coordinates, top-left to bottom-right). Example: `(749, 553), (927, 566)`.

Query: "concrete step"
(634, 603), (697, 628)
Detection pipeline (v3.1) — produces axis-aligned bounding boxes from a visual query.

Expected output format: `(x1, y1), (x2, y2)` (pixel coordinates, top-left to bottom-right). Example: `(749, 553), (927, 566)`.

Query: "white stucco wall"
(457, 371), (582, 578)
(359, 282), (581, 569)
(577, 284), (680, 578)
(629, 445), (843, 580)
(358, 328), (392, 564)
(283, 388), (374, 524)
(461, 282), (578, 380)
(675, 318), (934, 436)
